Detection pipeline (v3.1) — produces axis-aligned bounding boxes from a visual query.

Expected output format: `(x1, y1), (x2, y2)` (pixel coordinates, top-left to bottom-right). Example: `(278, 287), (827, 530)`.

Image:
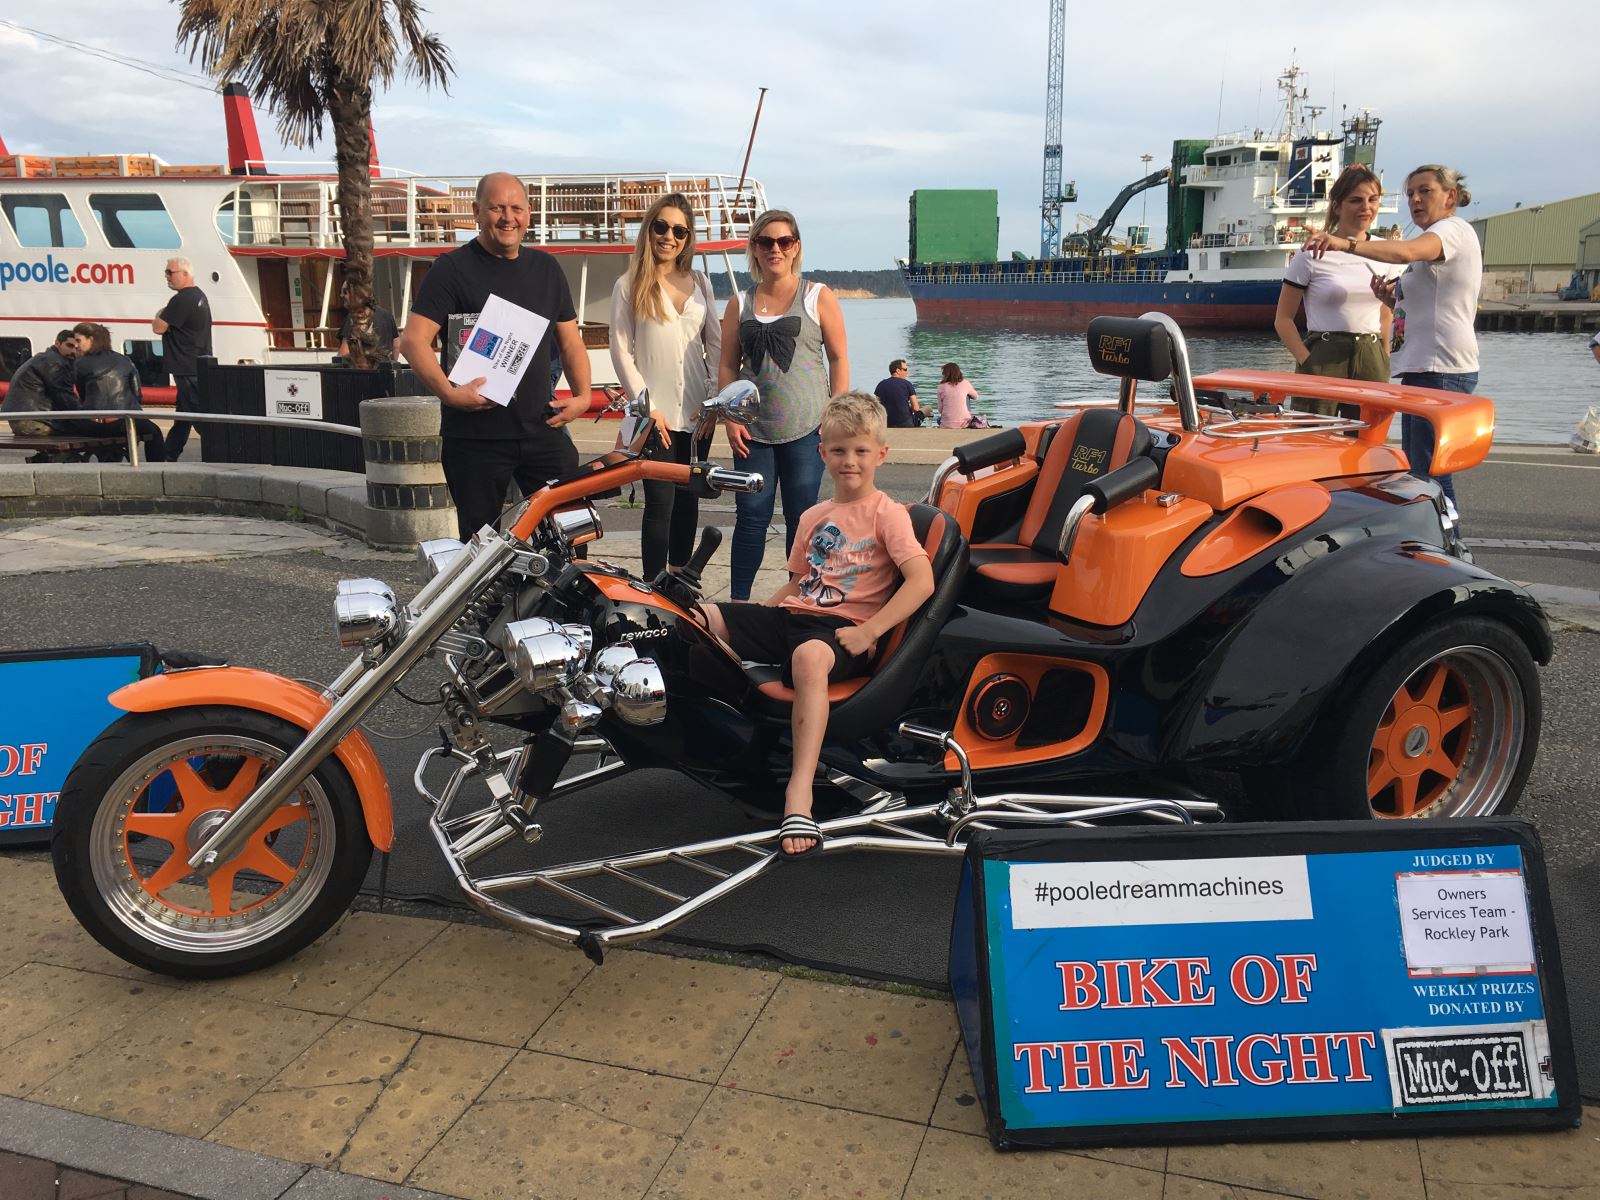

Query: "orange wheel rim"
(1367, 660), (1474, 818)
(122, 752), (314, 919)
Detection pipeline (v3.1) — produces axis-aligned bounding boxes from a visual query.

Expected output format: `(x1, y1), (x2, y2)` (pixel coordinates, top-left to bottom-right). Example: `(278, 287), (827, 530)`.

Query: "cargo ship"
(899, 66), (1395, 330)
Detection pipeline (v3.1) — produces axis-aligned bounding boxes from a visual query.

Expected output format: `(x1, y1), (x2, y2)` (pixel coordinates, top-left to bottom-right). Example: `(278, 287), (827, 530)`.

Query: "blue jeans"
(1398, 371), (1477, 510)
(729, 430), (823, 600)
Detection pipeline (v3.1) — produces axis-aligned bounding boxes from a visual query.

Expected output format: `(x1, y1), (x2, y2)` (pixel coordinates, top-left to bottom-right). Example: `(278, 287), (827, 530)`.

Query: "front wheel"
(1248, 616), (1541, 821)
(52, 706), (373, 979)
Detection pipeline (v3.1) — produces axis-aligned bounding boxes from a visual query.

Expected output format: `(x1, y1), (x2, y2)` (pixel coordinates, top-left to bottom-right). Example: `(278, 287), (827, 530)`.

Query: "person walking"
(936, 363), (985, 429)
(399, 172), (592, 540)
(1305, 164), (1481, 515)
(717, 209), (849, 600)
(609, 192), (721, 579)
(152, 256), (212, 461)
(1276, 165), (1402, 409)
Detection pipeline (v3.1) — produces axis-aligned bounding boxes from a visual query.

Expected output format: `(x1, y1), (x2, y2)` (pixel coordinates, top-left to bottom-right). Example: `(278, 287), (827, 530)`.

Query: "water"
(839, 299), (1600, 444)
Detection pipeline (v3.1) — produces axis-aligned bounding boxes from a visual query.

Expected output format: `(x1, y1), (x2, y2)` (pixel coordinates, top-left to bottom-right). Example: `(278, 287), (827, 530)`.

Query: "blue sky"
(1, 1), (1593, 267)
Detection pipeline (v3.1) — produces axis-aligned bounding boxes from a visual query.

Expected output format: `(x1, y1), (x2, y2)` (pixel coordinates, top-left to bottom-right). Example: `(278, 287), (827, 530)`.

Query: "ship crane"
(1062, 167), (1171, 258)
(1039, 0), (1077, 258)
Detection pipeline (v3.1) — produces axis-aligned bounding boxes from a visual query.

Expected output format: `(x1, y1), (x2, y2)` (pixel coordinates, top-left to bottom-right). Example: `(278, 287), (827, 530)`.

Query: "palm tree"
(176, 0), (453, 367)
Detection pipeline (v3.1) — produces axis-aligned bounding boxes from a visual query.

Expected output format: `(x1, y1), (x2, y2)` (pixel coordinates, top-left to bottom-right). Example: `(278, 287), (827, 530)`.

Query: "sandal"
(777, 813), (825, 860)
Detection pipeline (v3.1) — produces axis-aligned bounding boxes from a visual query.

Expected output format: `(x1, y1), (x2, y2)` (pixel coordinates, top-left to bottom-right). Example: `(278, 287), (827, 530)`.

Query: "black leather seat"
(968, 408), (1151, 603)
(744, 502), (968, 741)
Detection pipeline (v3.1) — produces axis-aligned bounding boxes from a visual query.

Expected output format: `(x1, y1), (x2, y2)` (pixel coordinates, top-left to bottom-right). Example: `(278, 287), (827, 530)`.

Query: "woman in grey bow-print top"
(716, 209), (850, 600)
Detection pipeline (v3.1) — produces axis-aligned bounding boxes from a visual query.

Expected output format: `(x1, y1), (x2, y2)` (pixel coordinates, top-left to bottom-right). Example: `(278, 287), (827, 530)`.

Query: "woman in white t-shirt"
(610, 192), (720, 579)
(1304, 163), (1481, 514)
(1275, 165), (1400, 411)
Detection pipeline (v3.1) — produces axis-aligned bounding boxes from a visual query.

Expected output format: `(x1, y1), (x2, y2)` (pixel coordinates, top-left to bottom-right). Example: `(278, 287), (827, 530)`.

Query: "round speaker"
(969, 673), (1030, 740)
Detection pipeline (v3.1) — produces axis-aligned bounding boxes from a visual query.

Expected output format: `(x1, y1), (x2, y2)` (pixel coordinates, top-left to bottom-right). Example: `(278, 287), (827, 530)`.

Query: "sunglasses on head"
(651, 218), (690, 240)
(753, 234), (798, 251)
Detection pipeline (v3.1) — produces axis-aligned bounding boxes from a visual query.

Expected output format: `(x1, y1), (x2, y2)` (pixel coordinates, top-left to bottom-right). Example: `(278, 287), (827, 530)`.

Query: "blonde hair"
(818, 391), (887, 444)
(746, 209), (802, 283)
(625, 193), (699, 324)
(1407, 164), (1472, 209)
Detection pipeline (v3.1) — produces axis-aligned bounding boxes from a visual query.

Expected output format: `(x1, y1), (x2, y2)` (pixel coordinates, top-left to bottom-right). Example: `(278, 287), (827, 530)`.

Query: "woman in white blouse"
(1275, 165), (1400, 413)
(610, 193), (721, 578)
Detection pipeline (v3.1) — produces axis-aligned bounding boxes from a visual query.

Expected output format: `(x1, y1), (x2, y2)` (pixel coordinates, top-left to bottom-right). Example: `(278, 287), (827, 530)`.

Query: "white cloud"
(1, 1), (1593, 264)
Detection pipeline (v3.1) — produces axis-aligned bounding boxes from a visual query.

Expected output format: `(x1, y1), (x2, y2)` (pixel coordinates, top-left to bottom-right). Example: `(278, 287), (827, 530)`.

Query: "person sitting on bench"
(69, 322), (165, 463)
(1, 329), (81, 448)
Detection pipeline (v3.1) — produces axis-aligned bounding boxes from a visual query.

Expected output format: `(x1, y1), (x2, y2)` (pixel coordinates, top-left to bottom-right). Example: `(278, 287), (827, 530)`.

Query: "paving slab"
(351, 920), (592, 1045)
(1166, 1135), (1428, 1200)
(529, 948), (778, 1081)
(408, 1050), (710, 1200)
(903, 1126), (1165, 1199)
(722, 975), (959, 1122)
(646, 1085), (927, 1200)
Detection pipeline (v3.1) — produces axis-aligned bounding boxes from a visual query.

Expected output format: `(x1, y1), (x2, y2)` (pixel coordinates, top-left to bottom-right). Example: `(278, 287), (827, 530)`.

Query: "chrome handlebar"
(705, 468), (765, 494)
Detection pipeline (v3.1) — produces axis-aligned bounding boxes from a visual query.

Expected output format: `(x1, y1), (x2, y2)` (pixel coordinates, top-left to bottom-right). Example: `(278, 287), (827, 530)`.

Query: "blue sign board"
(0, 644), (156, 844)
(949, 820), (1578, 1148)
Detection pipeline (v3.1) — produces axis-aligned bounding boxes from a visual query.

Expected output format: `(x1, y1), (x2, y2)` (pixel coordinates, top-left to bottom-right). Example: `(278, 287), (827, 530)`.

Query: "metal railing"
(215, 172), (769, 251)
(2, 409), (360, 469)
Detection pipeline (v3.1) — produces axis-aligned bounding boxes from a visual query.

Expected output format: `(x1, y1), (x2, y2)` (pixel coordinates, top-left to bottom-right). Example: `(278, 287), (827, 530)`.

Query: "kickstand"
(376, 850), (390, 914)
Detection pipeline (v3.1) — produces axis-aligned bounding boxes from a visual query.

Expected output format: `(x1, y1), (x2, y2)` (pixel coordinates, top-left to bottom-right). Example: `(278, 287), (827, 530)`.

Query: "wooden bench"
(0, 431), (129, 461)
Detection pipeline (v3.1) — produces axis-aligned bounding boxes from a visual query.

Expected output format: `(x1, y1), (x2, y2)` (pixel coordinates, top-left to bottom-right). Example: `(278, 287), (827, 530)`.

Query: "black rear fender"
(1175, 544), (1551, 764)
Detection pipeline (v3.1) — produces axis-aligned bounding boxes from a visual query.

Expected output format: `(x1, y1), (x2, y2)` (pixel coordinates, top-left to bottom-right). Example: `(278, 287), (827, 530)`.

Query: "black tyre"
(52, 706), (373, 979)
(1248, 616), (1540, 821)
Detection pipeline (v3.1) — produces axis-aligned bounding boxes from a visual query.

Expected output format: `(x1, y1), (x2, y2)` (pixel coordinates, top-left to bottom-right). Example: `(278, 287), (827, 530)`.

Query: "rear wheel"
(52, 706), (373, 979)
(1248, 616), (1540, 821)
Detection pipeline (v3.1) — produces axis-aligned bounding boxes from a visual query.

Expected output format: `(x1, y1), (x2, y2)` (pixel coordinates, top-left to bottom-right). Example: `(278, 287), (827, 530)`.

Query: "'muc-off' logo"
(469, 327), (502, 357)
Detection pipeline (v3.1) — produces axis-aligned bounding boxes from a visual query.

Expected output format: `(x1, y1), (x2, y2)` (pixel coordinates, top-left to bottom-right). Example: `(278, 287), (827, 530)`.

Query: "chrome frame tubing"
(1138, 310), (1200, 432)
(186, 534), (518, 872)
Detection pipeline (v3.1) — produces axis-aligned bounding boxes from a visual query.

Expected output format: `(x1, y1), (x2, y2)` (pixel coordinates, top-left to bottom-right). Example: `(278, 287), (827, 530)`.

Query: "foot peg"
(501, 802), (543, 845)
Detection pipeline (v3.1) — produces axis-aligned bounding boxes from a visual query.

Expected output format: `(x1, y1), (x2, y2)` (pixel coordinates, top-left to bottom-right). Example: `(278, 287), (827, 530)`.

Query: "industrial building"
(1468, 192), (1600, 299)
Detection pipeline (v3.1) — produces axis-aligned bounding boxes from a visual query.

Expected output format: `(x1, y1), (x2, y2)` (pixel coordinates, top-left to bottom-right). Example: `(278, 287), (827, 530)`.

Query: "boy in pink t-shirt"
(701, 393), (935, 856)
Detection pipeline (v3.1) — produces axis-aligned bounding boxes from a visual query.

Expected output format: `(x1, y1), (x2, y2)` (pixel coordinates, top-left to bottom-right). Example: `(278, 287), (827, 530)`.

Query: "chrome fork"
(185, 533), (517, 874)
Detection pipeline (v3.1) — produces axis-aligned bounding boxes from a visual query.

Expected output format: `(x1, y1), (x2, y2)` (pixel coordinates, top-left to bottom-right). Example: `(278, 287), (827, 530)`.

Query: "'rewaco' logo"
(619, 628), (669, 643)
(1096, 334), (1133, 365)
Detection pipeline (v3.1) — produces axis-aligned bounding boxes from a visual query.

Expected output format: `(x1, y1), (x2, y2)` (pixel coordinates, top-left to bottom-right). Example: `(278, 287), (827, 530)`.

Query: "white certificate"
(447, 293), (550, 406)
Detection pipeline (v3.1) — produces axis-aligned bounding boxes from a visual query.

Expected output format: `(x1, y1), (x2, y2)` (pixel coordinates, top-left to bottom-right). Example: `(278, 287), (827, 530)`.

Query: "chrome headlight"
(417, 538), (466, 578)
(500, 618), (587, 692)
(334, 578), (401, 648)
(560, 623), (594, 659)
(544, 504), (602, 552)
(591, 644), (640, 688)
(612, 659), (667, 725)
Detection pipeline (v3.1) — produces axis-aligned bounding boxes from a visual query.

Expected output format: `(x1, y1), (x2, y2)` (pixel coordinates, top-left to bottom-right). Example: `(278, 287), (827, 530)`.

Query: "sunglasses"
(651, 218), (690, 240)
(753, 234), (798, 251)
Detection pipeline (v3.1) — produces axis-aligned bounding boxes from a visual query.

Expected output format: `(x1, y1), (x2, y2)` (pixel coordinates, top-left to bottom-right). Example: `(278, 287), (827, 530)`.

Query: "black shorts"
(716, 604), (872, 685)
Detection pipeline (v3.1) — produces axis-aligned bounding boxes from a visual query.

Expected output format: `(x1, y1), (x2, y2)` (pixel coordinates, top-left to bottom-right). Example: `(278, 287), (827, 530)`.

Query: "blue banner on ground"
(0, 644), (156, 844)
(949, 820), (1579, 1148)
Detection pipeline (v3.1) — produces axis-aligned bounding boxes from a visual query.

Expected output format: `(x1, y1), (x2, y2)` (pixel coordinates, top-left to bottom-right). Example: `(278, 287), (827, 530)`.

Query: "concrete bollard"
(359, 396), (457, 550)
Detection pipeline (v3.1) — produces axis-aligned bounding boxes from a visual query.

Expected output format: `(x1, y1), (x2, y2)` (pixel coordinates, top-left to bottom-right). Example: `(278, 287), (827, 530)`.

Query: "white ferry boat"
(0, 85), (765, 403)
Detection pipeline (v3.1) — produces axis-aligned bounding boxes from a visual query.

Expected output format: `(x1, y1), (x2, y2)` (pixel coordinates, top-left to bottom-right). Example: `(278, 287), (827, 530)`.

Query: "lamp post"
(1526, 204), (1544, 298)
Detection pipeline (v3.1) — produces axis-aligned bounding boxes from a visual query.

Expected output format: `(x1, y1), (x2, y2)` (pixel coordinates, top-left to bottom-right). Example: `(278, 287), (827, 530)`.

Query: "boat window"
(0, 194), (88, 248)
(88, 193), (182, 249)
(122, 338), (170, 387)
(1260, 149), (1281, 162)
(0, 338), (34, 382)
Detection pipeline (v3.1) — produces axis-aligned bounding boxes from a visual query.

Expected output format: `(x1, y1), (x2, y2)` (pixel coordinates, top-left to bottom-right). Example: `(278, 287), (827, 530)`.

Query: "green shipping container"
(909, 190), (999, 264)
(1166, 139), (1208, 253)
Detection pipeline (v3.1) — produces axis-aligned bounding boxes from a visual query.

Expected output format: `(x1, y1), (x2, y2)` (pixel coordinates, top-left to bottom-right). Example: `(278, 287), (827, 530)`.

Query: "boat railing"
(904, 265), (1174, 286)
(214, 173), (768, 251)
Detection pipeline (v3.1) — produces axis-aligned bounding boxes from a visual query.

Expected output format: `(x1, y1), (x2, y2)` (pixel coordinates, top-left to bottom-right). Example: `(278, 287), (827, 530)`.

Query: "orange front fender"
(109, 667), (394, 852)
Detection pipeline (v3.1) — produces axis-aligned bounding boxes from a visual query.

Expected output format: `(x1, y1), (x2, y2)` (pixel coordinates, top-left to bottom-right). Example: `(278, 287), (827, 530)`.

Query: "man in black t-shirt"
(152, 255), (213, 460)
(873, 359), (923, 428)
(400, 171), (592, 539)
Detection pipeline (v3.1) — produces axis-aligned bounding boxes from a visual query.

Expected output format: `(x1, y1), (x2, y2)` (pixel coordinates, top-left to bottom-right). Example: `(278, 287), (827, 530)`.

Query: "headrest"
(1086, 316), (1173, 382)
